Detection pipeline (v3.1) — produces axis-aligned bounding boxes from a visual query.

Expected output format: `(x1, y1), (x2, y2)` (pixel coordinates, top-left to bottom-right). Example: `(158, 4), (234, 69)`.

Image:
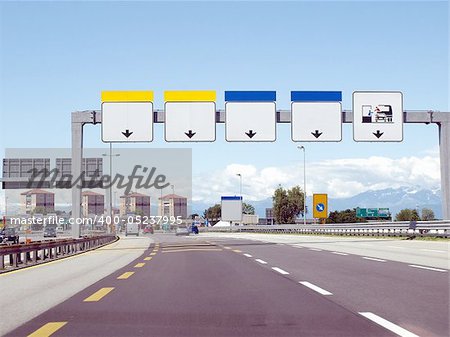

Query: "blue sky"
(0, 1), (448, 206)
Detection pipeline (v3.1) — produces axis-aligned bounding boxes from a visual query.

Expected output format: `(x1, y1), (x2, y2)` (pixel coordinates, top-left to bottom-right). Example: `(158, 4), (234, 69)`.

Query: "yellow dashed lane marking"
(84, 287), (114, 302)
(27, 322), (68, 337)
(162, 248), (223, 253)
(117, 272), (134, 280)
(144, 257), (153, 261)
(134, 263), (146, 268)
(150, 252), (157, 256)
(224, 247), (231, 250)
(233, 249), (242, 253)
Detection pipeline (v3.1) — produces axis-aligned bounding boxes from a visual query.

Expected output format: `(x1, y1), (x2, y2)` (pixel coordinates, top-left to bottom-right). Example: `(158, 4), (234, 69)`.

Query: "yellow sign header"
(313, 194), (328, 219)
(164, 91), (216, 102)
(101, 91), (154, 102)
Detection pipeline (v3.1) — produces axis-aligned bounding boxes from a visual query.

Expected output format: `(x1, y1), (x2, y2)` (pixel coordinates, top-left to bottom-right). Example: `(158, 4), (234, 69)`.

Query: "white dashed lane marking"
(408, 265), (447, 272)
(359, 312), (419, 337)
(272, 267), (289, 275)
(255, 259), (267, 264)
(362, 257), (386, 262)
(299, 281), (333, 296)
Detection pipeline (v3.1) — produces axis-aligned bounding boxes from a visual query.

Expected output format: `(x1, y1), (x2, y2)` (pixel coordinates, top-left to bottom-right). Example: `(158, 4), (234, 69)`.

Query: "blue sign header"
(225, 91), (276, 102)
(221, 196), (243, 201)
(291, 91), (342, 102)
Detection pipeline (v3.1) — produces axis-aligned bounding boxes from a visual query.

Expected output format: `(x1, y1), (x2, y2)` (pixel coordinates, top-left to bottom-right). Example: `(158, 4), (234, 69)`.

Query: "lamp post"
(5, 196), (8, 226)
(237, 173), (243, 225)
(236, 174), (242, 197)
(102, 143), (120, 233)
(297, 146), (306, 225)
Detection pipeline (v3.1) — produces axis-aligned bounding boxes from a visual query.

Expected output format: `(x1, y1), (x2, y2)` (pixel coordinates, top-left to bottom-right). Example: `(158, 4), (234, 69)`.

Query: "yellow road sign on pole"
(313, 194), (328, 219)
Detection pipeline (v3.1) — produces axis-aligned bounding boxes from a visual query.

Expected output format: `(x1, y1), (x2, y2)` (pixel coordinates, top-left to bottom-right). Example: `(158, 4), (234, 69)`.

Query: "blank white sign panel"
(165, 102), (216, 142)
(102, 102), (153, 142)
(225, 102), (276, 142)
(221, 197), (242, 222)
(291, 102), (342, 142)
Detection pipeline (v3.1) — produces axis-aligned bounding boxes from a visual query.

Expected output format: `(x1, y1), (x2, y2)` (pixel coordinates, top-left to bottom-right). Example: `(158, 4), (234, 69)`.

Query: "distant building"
(265, 208), (274, 225)
(120, 192), (151, 217)
(82, 191), (105, 217)
(20, 189), (55, 214)
(158, 194), (187, 219)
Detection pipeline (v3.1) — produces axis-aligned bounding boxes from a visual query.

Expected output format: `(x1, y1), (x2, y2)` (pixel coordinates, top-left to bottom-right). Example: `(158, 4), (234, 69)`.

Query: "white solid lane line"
(408, 265), (447, 272)
(420, 249), (446, 253)
(362, 257), (386, 262)
(309, 248), (322, 251)
(243, 253), (252, 258)
(272, 267), (289, 275)
(255, 259), (267, 264)
(331, 252), (348, 256)
(359, 312), (419, 337)
(299, 281), (332, 296)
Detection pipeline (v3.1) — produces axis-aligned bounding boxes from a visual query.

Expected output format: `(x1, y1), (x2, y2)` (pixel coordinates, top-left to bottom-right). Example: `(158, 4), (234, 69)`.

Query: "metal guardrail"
(201, 221), (450, 238)
(0, 235), (117, 272)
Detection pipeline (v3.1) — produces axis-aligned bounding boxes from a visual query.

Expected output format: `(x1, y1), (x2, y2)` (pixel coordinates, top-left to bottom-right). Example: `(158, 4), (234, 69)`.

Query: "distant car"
(0, 227), (19, 245)
(56, 226), (64, 234)
(143, 225), (154, 234)
(43, 227), (57, 238)
(175, 227), (190, 236)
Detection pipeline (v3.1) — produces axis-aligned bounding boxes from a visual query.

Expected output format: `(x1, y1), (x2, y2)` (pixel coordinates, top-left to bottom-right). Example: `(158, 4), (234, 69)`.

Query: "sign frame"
(291, 91), (343, 142)
(221, 196), (243, 222)
(225, 91), (277, 143)
(352, 91), (403, 142)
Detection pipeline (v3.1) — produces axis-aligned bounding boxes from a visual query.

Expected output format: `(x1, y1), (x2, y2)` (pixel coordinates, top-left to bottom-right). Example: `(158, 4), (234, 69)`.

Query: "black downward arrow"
(245, 130), (256, 138)
(122, 129), (133, 138)
(311, 130), (323, 138)
(185, 130), (196, 139)
(373, 130), (384, 139)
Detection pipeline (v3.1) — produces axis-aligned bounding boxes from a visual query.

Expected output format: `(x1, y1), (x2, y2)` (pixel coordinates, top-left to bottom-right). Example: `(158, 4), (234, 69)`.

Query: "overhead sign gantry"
(67, 89), (450, 237)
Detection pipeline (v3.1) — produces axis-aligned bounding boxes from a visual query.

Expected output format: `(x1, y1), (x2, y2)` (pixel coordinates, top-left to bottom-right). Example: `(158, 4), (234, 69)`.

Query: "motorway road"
(3, 233), (449, 337)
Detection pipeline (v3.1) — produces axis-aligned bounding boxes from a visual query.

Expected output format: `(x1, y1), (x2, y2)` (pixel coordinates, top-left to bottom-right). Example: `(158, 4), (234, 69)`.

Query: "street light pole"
(297, 146), (306, 225)
(237, 174), (243, 225)
(236, 174), (242, 197)
(103, 144), (120, 234)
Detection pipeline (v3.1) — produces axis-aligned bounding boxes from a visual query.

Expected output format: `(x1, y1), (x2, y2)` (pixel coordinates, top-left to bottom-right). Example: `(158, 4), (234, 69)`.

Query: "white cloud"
(193, 155), (441, 203)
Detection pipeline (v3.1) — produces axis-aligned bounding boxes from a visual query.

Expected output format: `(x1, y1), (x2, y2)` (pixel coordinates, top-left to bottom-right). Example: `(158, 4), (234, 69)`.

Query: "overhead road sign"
(164, 91), (216, 142)
(291, 91), (342, 142)
(353, 91), (403, 142)
(313, 194), (328, 219)
(221, 196), (243, 222)
(101, 91), (154, 143)
(225, 91), (276, 142)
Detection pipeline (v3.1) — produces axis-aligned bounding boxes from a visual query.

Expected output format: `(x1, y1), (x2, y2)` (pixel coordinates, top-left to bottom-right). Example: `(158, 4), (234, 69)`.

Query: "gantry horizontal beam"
(73, 110), (449, 125)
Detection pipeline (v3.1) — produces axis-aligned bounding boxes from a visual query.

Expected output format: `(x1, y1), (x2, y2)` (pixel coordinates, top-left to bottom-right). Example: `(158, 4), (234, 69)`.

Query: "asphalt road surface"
(4, 233), (449, 337)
